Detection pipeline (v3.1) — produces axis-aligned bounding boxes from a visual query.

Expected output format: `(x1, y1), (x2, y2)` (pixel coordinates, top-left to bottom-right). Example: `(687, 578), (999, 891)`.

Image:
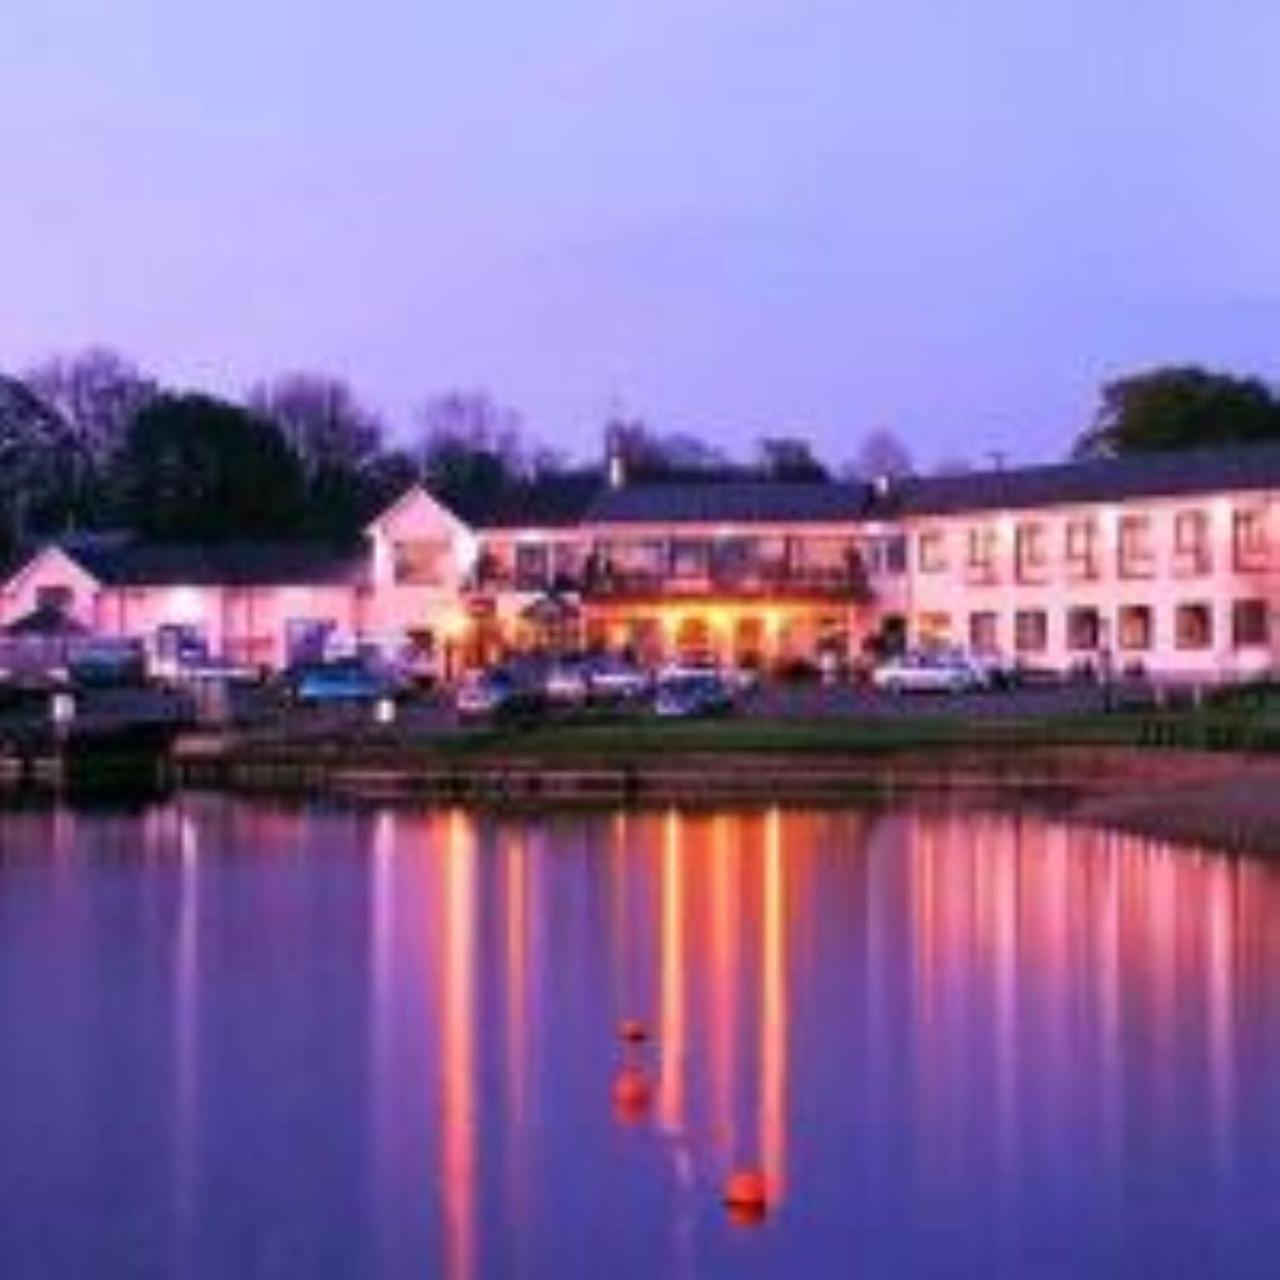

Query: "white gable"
(2, 545), (103, 597)
(364, 486), (478, 591)
(0, 545), (104, 629)
(366, 485), (472, 542)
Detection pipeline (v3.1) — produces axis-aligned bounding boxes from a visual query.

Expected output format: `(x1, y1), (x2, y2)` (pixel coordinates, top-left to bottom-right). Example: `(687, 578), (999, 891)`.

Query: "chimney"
(606, 425), (627, 489)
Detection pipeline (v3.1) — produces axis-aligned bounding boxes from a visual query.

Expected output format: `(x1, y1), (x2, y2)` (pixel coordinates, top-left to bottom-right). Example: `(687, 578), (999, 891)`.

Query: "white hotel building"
(2, 443), (1277, 681)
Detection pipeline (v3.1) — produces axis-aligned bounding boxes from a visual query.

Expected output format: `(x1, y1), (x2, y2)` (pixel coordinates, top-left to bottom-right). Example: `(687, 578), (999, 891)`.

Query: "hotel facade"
(2, 444), (1278, 681)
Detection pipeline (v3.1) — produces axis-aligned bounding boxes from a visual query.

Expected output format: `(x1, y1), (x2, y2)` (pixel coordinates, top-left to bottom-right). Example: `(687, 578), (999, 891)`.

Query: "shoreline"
(167, 727), (1280, 857)
(5, 708), (1279, 856)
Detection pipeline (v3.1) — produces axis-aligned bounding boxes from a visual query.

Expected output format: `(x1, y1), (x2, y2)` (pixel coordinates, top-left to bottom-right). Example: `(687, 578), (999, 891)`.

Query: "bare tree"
(250, 373), (396, 537)
(22, 348), (157, 525)
(413, 391), (532, 511)
(607, 418), (729, 477)
(844, 428), (915, 482)
(757, 436), (828, 480)
(249, 372), (384, 480)
(0, 374), (77, 548)
(23, 348), (155, 468)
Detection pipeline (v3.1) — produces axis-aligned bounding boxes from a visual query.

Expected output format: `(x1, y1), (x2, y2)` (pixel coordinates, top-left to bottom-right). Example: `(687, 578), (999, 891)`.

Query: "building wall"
(900, 489), (1278, 677)
(361, 488), (479, 667)
(0, 548), (103, 628)
(0, 552), (366, 669)
(4, 482), (1276, 680)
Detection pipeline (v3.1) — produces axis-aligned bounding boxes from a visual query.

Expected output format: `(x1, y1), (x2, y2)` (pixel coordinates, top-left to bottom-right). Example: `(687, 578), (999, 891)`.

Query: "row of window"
(946, 600), (1272, 655)
(919, 508), (1270, 578)
(390, 507), (1272, 589)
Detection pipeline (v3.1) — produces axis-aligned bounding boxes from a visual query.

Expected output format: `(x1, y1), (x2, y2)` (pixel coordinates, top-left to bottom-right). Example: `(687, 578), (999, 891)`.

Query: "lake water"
(0, 798), (1277, 1278)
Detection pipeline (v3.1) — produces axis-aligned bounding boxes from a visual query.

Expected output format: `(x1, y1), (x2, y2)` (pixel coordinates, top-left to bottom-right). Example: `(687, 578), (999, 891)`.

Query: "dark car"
(291, 659), (407, 706)
(653, 672), (735, 719)
(455, 668), (547, 724)
(67, 641), (148, 690)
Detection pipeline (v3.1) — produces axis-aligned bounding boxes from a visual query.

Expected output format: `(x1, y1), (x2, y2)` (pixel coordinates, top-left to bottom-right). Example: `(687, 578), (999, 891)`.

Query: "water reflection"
(0, 799), (1276, 1277)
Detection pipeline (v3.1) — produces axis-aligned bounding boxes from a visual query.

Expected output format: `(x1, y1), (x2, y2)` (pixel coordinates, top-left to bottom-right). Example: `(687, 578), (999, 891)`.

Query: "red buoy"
(611, 1065), (653, 1121)
(722, 1169), (769, 1224)
(618, 1018), (651, 1046)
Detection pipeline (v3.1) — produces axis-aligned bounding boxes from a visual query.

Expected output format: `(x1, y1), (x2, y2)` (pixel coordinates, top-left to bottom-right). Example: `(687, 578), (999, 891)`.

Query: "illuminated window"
(917, 612), (951, 642)
(35, 585), (73, 614)
(1232, 599), (1270, 648)
(1014, 523), (1048, 579)
(1118, 605), (1153, 651)
(670, 539), (712, 580)
(676, 615), (711, 656)
(1232, 508), (1268, 570)
(1065, 518), (1099, 576)
(514, 543), (550, 591)
(609, 540), (666, 576)
(865, 535), (907, 576)
(1014, 609), (1048, 653)
(1118, 516), (1154, 577)
(969, 611), (999, 653)
(918, 531), (947, 573)
(967, 525), (997, 569)
(793, 538), (851, 572)
(1175, 603), (1213, 650)
(1066, 607), (1101, 651)
(393, 539), (448, 585)
(713, 538), (760, 581)
(1173, 510), (1210, 572)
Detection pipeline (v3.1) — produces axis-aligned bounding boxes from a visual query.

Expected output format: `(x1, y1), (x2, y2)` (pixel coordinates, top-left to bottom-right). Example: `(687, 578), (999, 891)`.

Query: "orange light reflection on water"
(440, 810), (477, 1280)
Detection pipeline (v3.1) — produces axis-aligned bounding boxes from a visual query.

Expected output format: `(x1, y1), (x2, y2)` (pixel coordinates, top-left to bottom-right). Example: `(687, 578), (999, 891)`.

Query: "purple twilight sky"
(2, 0), (1278, 468)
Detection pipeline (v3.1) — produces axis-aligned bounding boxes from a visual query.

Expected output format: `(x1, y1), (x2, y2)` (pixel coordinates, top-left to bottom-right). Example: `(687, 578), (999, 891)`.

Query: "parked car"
(0, 661), (70, 697)
(659, 659), (758, 696)
(174, 655), (264, 687)
(543, 660), (592, 706)
(872, 650), (990, 694)
(967, 650), (1022, 690)
(654, 672), (736, 719)
(455, 668), (547, 724)
(292, 659), (407, 706)
(67, 640), (148, 689)
(585, 656), (652, 701)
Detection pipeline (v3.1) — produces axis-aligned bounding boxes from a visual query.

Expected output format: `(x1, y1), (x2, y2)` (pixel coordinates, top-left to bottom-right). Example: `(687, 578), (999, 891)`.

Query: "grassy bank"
(271, 698), (1280, 762)
(164, 696), (1280, 855)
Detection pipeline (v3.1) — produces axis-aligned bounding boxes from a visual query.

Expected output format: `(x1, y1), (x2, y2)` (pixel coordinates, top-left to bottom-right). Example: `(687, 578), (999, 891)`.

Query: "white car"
(543, 661), (591, 705)
(586, 658), (651, 700)
(872, 651), (990, 694)
(658, 660), (759, 696)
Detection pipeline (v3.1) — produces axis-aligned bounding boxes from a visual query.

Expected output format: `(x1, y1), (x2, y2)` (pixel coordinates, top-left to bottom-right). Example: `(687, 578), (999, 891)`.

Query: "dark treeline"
(2, 349), (1277, 558)
(0, 353), (564, 554)
(0, 347), (917, 555)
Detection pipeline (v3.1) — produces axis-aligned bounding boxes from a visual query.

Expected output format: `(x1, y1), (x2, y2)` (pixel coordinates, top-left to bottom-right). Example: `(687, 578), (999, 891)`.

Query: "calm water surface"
(0, 798), (1277, 1278)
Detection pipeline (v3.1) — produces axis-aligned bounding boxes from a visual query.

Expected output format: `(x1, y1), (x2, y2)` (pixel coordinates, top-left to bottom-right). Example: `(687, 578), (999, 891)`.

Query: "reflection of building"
(3, 443), (1278, 676)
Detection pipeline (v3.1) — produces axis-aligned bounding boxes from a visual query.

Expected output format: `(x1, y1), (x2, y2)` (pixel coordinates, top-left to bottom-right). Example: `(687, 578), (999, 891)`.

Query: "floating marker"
(611, 1064), (653, 1120)
(722, 1169), (769, 1223)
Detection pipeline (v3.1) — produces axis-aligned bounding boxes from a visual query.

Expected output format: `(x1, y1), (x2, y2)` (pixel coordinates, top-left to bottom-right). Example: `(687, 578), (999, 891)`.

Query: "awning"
(521, 594), (581, 627)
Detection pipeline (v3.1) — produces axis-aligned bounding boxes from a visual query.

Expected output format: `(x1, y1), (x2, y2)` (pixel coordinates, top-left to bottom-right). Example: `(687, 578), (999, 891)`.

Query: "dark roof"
(881, 444), (1280, 517)
(50, 534), (366, 587)
(585, 479), (871, 526)
(448, 472), (605, 530)
(2, 606), (91, 638)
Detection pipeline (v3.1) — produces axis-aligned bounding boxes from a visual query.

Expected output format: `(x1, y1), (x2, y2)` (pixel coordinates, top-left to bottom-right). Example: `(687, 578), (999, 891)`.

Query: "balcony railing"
(581, 563), (870, 602)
